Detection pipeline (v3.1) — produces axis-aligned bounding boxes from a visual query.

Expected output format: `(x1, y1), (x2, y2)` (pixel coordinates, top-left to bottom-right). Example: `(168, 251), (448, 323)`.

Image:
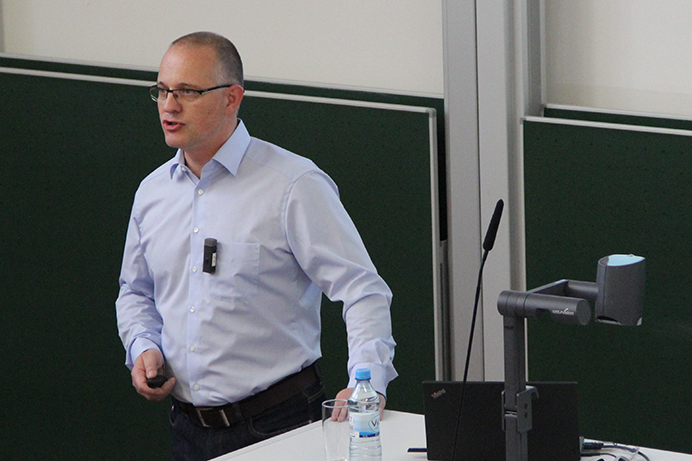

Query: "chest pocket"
(206, 242), (259, 300)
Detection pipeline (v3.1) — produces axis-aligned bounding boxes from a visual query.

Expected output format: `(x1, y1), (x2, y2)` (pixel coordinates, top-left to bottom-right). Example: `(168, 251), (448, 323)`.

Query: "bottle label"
(349, 412), (380, 438)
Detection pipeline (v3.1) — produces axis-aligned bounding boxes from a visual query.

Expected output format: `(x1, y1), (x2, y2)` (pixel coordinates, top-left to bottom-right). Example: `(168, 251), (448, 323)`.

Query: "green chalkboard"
(524, 116), (692, 454)
(0, 56), (442, 460)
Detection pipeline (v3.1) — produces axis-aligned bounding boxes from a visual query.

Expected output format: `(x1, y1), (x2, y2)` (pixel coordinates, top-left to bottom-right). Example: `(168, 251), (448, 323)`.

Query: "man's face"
(156, 44), (237, 158)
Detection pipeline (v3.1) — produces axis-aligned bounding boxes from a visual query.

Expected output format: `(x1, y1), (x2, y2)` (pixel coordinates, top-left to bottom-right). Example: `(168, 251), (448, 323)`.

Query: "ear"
(225, 84), (244, 115)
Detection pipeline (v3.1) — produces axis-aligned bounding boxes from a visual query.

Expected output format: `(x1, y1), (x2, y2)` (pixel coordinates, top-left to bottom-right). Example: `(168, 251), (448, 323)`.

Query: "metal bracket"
(514, 386), (538, 433)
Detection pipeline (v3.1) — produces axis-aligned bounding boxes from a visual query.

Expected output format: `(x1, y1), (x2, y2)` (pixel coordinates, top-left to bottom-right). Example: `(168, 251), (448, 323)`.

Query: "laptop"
(422, 381), (580, 461)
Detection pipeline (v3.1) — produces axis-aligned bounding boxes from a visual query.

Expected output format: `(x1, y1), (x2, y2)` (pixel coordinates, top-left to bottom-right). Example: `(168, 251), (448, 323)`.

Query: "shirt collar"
(169, 120), (251, 179)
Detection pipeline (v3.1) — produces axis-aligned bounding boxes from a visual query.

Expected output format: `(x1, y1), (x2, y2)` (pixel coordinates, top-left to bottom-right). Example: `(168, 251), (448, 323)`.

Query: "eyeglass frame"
(149, 84), (236, 102)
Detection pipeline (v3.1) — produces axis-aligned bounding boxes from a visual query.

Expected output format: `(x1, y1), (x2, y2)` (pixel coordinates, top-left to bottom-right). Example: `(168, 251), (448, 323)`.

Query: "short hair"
(171, 32), (244, 87)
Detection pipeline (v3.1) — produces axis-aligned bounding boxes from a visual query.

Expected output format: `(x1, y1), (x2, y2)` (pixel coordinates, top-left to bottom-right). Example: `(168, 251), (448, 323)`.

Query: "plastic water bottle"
(348, 368), (382, 461)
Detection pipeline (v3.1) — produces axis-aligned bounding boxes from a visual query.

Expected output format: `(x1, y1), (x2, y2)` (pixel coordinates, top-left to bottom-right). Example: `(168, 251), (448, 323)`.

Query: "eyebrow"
(157, 81), (201, 89)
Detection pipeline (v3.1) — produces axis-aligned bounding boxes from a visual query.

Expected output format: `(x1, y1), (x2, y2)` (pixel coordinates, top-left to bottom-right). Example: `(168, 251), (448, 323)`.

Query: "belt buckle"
(196, 407), (230, 428)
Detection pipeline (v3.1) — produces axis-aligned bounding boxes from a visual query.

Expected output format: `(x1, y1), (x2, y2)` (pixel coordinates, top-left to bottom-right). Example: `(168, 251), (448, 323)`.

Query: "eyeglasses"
(149, 84), (234, 102)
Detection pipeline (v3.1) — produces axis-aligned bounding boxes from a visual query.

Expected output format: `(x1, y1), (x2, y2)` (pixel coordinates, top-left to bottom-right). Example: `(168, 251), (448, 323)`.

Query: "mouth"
(163, 119), (184, 131)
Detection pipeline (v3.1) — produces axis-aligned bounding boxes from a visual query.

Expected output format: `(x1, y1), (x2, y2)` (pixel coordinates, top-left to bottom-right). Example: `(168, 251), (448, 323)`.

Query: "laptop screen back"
(423, 381), (580, 461)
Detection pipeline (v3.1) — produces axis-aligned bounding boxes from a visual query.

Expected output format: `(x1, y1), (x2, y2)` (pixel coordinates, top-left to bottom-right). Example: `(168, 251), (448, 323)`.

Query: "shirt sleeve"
(284, 170), (398, 396)
(115, 206), (163, 369)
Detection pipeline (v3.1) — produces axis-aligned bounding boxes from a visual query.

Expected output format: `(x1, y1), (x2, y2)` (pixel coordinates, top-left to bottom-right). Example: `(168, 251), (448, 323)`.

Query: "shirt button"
(192, 266), (198, 273)
(189, 346), (196, 352)
(197, 189), (204, 195)
(190, 306), (196, 313)
(193, 384), (200, 391)
(193, 227), (199, 233)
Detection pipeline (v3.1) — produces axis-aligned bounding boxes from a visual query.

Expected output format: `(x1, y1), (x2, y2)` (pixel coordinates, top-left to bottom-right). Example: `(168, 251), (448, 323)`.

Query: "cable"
(580, 454), (617, 460)
(583, 443), (651, 461)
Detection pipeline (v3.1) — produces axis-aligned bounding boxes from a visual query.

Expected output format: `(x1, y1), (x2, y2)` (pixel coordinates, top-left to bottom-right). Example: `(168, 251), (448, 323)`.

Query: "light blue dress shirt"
(116, 121), (397, 406)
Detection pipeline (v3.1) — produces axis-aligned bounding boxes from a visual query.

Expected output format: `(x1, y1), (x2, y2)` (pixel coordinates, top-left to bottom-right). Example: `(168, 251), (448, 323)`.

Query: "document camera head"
(595, 254), (645, 326)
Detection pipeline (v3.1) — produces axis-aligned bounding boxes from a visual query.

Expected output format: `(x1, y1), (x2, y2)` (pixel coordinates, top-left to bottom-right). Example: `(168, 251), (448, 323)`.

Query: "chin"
(163, 135), (183, 149)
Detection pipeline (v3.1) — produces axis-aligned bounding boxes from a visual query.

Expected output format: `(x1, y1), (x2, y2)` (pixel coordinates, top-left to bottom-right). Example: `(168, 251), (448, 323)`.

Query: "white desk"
(215, 410), (426, 461)
(582, 443), (692, 461)
(214, 411), (692, 461)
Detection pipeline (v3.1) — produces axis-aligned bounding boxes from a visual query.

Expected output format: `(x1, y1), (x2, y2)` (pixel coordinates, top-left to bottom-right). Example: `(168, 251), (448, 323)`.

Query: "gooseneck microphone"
(463, 199), (503, 383)
(452, 199), (504, 460)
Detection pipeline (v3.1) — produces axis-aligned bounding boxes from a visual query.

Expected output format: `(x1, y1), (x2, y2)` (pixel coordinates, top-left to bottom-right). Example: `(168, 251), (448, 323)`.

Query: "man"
(115, 31), (397, 460)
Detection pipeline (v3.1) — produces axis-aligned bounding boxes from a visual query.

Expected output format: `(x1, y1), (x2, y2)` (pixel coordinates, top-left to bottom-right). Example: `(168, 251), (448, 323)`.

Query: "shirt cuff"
(127, 337), (160, 368)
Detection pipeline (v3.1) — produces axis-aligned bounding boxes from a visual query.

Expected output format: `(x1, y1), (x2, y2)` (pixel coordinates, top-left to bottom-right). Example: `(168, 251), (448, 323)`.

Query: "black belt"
(173, 363), (320, 428)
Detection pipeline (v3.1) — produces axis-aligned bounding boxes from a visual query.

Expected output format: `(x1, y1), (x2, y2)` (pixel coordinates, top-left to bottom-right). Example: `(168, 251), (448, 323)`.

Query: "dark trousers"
(169, 380), (325, 461)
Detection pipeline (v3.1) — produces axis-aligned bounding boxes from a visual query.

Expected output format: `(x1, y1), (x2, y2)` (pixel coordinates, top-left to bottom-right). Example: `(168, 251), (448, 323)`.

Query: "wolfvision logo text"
(551, 308), (574, 316)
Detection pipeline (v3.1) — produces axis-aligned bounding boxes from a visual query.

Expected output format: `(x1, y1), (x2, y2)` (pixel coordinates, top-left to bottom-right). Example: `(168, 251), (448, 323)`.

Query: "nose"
(160, 92), (181, 111)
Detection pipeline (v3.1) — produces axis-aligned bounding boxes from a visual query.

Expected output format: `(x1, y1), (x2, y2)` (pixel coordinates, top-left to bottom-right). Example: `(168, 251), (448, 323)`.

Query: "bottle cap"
(355, 368), (371, 380)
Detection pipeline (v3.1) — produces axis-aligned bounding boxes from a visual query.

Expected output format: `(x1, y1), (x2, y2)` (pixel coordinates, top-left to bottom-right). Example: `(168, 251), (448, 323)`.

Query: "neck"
(183, 119), (239, 178)
(182, 152), (209, 179)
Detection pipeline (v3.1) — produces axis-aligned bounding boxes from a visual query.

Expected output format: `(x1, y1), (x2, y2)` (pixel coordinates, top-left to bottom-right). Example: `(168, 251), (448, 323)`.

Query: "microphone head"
(482, 199), (504, 252)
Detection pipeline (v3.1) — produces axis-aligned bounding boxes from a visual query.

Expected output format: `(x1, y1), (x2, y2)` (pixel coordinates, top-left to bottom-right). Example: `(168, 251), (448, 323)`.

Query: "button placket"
(187, 181), (207, 398)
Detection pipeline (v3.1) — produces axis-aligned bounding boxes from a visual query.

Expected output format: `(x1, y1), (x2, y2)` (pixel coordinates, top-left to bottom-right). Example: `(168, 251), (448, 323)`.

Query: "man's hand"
(131, 348), (176, 401)
(335, 387), (387, 419)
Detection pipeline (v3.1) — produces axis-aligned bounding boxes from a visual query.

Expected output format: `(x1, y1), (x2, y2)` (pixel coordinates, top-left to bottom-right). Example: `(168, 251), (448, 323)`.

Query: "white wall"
(0, 0), (444, 97)
(546, 0), (692, 118)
